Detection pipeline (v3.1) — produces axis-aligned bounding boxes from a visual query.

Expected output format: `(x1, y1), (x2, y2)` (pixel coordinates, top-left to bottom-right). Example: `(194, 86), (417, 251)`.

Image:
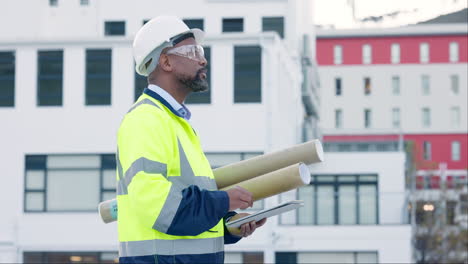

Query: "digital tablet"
(226, 200), (304, 228)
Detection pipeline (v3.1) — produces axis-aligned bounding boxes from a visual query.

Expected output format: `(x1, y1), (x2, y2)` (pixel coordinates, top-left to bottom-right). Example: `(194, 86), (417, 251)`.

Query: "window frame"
(0, 51), (15, 107)
(233, 45), (262, 103)
(37, 50), (64, 106)
(334, 45), (343, 65)
(292, 174), (379, 226)
(420, 42), (429, 63)
(104, 21), (126, 36)
(391, 43), (400, 64)
(362, 44), (372, 64)
(24, 154), (116, 213)
(449, 42), (459, 62)
(222, 18), (244, 33)
(85, 49), (112, 106)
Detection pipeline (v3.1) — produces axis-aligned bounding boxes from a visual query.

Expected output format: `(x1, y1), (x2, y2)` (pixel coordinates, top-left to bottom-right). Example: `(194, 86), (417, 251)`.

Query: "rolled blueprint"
(214, 139), (323, 189)
(221, 163), (310, 201)
(98, 198), (117, 224)
(98, 140), (323, 224)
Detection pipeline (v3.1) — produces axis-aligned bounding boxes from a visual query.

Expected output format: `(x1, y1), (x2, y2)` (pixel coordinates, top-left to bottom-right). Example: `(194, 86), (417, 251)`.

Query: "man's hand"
(226, 213), (267, 238)
(226, 186), (253, 211)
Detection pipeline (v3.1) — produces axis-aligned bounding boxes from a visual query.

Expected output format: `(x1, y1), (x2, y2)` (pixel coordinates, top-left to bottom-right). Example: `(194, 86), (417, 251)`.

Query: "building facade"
(0, 0), (410, 263)
(317, 23), (468, 263)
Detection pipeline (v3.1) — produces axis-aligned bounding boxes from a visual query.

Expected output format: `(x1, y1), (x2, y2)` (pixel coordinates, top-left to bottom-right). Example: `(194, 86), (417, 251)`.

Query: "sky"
(314, 0), (468, 28)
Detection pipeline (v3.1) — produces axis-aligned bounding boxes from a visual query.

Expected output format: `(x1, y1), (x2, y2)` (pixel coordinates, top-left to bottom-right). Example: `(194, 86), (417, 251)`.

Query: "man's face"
(167, 38), (209, 93)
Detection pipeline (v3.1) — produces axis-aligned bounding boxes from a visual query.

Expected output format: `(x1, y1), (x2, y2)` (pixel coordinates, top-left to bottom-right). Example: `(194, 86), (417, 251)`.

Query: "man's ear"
(158, 54), (172, 72)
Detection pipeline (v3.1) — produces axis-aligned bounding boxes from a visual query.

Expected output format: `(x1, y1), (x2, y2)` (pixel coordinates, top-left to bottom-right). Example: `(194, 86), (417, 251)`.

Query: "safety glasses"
(165, 44), (205, 62)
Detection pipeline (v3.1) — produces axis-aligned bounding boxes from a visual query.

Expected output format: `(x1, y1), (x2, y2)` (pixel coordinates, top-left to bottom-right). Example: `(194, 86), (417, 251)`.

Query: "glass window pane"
(243, 252), (263, 264)
(23, 252), (44, 264)
(317, 185), (334, 224)
(26, 155), (47, 169)
(298, 185), (314, 224)
(299, 252), (354, 264)
(234, 46), (262, 103)
(450, 75), (459, 94)
(25, 192), (44, 211)
(0, 51), (15, 107)
(391, 43), (400, 63)
(359, 175), (377, 182)
(222, 18), (243, 32)
(392, 76), (400, 95)
(224, 253), (242, 264)
(276, 252), (297, 264)
(262, 17), (284, 38)
(452, 141), (460, 161)
(103, 169), (116, 189)
(339, 185), (357, 224)
(280, 190), (296, 224)
(205, 153), (242, 168)
(316, 176), (334, 182)
(359, 185), (377, 224)
(134, 70), (147, 101)
(26, 170), (45, 189)
(47, 155), (100, 169)
(47, 170), (100, 211)
(334, 45), (342, 64)
(337, 176), (356, 182)
(183, 19), (204, 30)
(105, 21), (125, 36)
(86, 49), (112, 106)
(356, 252), (378, 264)
(100, 252), (119, 264)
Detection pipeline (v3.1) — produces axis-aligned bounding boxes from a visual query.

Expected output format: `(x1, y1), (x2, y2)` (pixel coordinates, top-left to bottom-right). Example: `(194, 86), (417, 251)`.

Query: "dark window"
(49, 0), (58, 6)
(234, 46), (262, 103)
(295, 175), (378, 225)
(134, 71), (147, 101)
(275, 252), (297, 264)
(335, 78), (342, 96)
(80, 0), (89, 5)
(104, 21), (125, 36)
(185, 47), (211, 104)
(0, 51), (15, 107)
(262, 16), (284, 38)
(364, 77), (371, 95)
(23, 252), (118, 264)
(143, 19), (149, 25)
(37, 50), (63, 106)
(243, 252), (263, 264)
(446, 201), (456, 225)
(223, 18), (243, 32)
(364, 109), (371, 128)
(183, 19), (204, 30)
(24, 154), (116, 212)
(86, 49), (111, 105)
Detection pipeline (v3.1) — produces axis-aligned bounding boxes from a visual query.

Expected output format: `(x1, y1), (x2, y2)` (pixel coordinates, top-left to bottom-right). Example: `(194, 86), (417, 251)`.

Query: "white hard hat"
(133, 16), (205, 76)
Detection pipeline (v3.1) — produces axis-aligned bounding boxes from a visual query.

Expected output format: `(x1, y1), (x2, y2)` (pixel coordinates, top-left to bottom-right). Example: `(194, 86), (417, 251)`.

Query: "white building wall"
(319, 63), (468, 134)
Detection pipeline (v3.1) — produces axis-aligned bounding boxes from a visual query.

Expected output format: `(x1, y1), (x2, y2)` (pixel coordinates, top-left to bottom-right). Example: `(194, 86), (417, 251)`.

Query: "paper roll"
(98, 198), (117, 224)
(221, 163), (311, 201)
(214, 139), (323, 189)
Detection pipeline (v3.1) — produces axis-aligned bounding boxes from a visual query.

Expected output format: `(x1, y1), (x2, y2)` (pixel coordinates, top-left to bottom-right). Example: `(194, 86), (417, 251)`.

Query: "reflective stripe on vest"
(119, 237), (224, 257)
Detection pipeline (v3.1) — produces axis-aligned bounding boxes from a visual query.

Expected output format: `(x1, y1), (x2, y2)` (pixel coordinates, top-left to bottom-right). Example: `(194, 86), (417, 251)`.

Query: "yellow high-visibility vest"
(116, 90), (226, 257)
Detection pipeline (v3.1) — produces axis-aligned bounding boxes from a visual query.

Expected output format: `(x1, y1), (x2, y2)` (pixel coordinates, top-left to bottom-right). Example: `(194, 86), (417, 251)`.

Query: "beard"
(178, 68), (209, 93)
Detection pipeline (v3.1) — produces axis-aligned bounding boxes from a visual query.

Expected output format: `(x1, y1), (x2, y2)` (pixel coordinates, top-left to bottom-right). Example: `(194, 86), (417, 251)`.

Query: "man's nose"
(199, 56), (208, 66)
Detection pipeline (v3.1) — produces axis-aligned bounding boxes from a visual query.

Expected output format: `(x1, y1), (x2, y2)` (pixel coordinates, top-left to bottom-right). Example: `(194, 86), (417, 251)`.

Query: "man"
(117, 16), (266, 264)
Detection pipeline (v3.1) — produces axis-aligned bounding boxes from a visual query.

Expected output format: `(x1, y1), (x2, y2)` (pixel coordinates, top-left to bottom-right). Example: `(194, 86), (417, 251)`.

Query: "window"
(0, 51), (15, 107)
(422, 108), (431, 128)
(86, 49), (111, 105)
(37, 50), (63, 106)
(392, 76), (400, 95)
(296, 175), (378, 225)
(449, 42), (459, 62)
(49, 0), (58, 6)
(420, 43), (429, 63)
(262, 16), (284, 38)
(362, 44), (371, 64)
(364, 109), (371, 128)
(364, 77), (371, 95)
(450, 75), (459, 94)
(392, 108), (400, 128)
(446, 201), (457, 225)
(222, 18), (243, 32)
(234, 46), (261, 103)
(451, 106), (460, 128)
(185, 47), (211, 104)
(183, 19), (204, 30)
(23, 252), (118, 264)
(391, 43), (400, 63)
(134, 69), (147, 101)
(276, 252), (378, 264)
(335, 78), (342, 96)
(80, 0), (89, 5)
(423, 141), (431, 160)
(104, 21), (125, 36)
(24, 154), (116, 212)
(225, 252), (264, 264)
(334, 45), (343, 65)
(335, 109), (342, 129)
(451, 141), (460, 161)
(421, 75), (430, 95)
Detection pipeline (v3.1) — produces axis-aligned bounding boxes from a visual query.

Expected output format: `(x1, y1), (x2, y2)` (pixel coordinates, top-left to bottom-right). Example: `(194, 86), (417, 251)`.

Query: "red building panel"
(317, 35), (468, 65)
(323, 134), (468, 170)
